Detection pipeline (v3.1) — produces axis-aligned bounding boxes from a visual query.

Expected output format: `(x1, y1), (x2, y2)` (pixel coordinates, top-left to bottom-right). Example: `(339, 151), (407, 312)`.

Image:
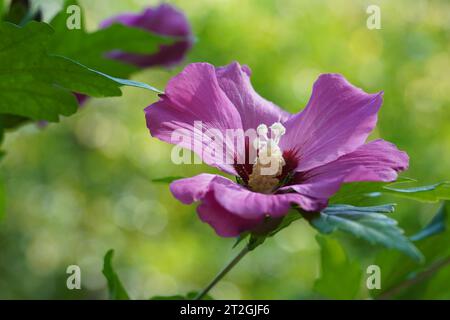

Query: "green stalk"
(195, 245), (250, 300)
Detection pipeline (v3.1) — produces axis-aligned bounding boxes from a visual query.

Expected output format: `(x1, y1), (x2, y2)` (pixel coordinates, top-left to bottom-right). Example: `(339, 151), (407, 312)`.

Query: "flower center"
(248, 122), (286, 194)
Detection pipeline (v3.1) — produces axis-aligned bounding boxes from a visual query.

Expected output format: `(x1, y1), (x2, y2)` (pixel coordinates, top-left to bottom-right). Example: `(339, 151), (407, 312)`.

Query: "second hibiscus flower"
(145, 62), (408, 237)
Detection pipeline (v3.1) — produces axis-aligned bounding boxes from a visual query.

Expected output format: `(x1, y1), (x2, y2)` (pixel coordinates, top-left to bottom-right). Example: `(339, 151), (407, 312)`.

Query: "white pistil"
(248, 122), (286, 193)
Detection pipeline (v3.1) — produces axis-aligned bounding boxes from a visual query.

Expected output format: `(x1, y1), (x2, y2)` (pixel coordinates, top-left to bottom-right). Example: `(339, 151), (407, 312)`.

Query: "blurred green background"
(0, 0), (449, 299)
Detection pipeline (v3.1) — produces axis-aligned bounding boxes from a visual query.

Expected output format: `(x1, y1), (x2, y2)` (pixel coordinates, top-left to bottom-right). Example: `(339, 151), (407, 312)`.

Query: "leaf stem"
(195, 245), (250, 300)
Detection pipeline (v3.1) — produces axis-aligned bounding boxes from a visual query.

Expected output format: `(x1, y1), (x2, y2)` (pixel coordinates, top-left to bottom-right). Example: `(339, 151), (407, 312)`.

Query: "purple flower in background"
(100, 3), (193, 68)
(74, 92), (88, 106)
(72, 4), (192, 108)
(145, 62), (409, 237)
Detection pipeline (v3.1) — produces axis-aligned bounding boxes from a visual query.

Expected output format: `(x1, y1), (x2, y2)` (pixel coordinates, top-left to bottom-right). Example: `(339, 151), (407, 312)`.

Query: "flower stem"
(195, 245), (250, 300)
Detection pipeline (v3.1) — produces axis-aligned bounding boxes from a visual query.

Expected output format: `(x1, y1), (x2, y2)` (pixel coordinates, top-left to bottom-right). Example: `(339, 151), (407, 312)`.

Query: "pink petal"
(215, 62), (290, 130)
(170, 174), (326, 237)
(170, 174), (264, 236)
(198, 192), (264, 237)
(280, 74), (383, 172)
(308, 139), (409, 183)
(209, 176), (323, 217)
(280, 139), (409, 199)
(146, 63), (243, 175)
(170, 173), (217, 204)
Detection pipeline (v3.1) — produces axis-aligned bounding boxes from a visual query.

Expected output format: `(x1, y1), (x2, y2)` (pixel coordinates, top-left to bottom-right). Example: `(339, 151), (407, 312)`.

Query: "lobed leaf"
(0, 21), (161, 122)
(310, 204), (424, 262)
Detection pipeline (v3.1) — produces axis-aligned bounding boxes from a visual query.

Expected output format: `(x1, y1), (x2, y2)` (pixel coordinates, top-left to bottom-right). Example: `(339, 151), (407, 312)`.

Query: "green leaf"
(310, 204), (424, 262)
(0, 114), (29, 145)
(410, 202), (447, 241)
(102, 249), (130, 300)
(329, 177), (413, 204)
(330, 179), (450, 205)
(314, 236), (362, 299)
(0, 114), (30, 149)
(383, 182), (450, 203)
(0, 114), (29, 129)
(94, 71), (163, 94)
(330, 181), (391, 204)
(48, 0), (173, 78)
(372, 202), (450, 299)
(0, 21), (161, 121)
(152, 176), (186, 183)
(0, 22), (110, 121)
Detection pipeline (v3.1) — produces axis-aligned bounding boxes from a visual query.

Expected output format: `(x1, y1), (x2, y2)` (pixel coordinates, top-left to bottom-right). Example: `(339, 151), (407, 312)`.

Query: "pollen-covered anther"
(248, 122), (286, 193)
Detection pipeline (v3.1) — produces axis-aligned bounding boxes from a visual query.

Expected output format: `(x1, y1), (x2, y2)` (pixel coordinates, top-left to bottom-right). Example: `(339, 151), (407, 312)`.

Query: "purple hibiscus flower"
(73, 4), (193, 107)
(145, 62), (408, 237)
(100, 3), (193, 68)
